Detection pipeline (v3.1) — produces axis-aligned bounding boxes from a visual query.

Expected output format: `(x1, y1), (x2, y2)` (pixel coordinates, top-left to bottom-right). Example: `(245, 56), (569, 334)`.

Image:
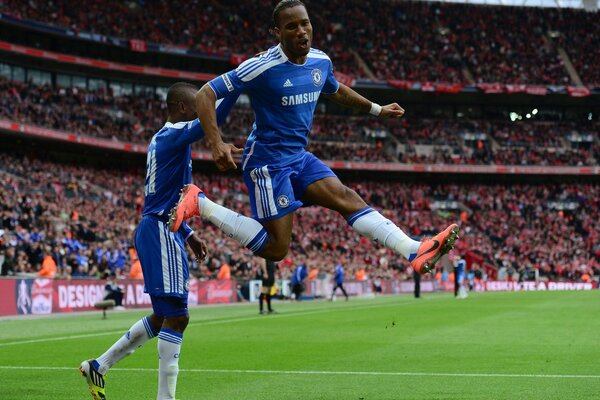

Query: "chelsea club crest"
(311, 69), (322, 86)
(277, 195), (290, 208)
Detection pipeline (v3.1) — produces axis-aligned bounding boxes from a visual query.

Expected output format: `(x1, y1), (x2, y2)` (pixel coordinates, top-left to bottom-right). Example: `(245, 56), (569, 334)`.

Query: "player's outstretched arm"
(196, 84), (242, 171)
(322, 83), (405, 119)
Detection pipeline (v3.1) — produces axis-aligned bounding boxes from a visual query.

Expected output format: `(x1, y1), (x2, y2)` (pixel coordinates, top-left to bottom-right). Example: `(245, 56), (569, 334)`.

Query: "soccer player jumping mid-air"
(80, 83), (238, 400)
(169, 0), (459, 275)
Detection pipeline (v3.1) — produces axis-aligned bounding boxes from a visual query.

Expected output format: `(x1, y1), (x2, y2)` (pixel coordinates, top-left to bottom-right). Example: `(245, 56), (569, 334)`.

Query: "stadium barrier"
(1, 35), (598, 93)
(0, 278), (237, 316)
(0, 40), (217, 81)
(1, 278), (595, 316)
(2, 119), (599, 175)
(249, 278), (596, 301)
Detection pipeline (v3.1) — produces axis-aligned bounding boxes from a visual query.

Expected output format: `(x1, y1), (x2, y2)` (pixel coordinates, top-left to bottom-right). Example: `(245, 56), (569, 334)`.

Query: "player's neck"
(288, 55), (307, 65)
(167, 115), (184, 124)
(280, 45), (307, 65)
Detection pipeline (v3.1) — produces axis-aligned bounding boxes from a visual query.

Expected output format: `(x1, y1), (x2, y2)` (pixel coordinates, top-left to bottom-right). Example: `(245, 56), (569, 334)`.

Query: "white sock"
(157, 329), (183, 400)
(348, 207), (420, 260)
(96, 316), (158, 375)
(198, 193), (268, 253)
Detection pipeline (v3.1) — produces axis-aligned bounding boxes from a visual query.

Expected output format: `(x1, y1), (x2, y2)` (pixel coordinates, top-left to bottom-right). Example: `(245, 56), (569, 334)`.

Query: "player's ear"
(272, 26), (281, 41)
(178, 101), (187, 114)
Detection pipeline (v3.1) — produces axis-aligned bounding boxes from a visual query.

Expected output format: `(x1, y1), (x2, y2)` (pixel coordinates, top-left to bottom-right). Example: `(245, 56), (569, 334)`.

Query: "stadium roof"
(429, 0), (598, 9)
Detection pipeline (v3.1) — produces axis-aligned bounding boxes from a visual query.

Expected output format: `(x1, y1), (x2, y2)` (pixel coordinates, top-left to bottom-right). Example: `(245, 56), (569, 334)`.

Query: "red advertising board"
(53, 279), (106, 312)
(197, 280), (237, 304)
(52, 279), (154, 313)
(128, 39), (147, 53)
(473, 280), (595, 292)
(567, 86), (591, 97)
(0, 279), (16, 316)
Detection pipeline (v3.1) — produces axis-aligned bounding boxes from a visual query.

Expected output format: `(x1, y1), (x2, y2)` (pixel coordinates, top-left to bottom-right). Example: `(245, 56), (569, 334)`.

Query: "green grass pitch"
(1, 291), (598, 399)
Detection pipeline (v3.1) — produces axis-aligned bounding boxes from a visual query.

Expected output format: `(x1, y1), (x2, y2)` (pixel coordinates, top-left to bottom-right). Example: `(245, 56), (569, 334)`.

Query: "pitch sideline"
(0, 365), (598, 379)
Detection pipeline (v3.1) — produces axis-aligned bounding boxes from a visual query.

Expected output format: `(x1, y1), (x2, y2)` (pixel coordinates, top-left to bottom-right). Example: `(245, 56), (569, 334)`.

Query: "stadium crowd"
(1, 151), (598, 285)
(553, 8), (600, 87)
(2, 0), (599, 86)
(1, 77), (597, 166)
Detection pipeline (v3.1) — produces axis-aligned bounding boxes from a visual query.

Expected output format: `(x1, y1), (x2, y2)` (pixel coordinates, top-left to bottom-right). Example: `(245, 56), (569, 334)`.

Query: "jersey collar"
(277, 43), (310, 66)
(163, 120), (193, 129)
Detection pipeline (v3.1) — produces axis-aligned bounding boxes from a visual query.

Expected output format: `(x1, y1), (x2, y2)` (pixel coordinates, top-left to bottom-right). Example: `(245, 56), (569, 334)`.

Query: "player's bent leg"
(169, 183), (276, 257)
(257, 214), (294, 261)
(303, 177), (423, 261)
(302, 176), (366, 218)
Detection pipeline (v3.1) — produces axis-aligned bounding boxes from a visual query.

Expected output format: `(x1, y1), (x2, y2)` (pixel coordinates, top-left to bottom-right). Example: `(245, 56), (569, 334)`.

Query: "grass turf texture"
(0, 291), (598, 399)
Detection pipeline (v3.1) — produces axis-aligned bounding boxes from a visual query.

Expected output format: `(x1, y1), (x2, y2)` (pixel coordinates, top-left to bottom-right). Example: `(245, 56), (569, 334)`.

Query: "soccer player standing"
(80, 82), (238, 400)
(170, 0), (459, 275)
(291, 258), (308, 300)
(331, 260), (349, 301)
(257, 258), (278, 313)
(454, 254), (468, 299)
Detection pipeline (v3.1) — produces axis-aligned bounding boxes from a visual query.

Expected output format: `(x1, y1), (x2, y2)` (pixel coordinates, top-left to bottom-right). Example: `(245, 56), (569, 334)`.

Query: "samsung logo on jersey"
(281, 91), (320, 106)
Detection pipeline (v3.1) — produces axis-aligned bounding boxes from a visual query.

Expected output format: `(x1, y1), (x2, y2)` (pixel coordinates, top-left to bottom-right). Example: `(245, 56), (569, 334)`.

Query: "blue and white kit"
(208, 44), (340, 222)
(135, 94), (238, 301)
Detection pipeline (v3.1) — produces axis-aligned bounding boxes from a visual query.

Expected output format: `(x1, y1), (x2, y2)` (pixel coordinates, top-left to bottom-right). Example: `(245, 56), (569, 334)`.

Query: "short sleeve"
(322, 61), (339, 95)
(209, 70), (245, 100)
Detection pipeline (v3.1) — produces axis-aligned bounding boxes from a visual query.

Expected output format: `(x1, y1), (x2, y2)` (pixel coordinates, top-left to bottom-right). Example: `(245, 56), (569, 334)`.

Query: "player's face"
(274, 5), (312, 62)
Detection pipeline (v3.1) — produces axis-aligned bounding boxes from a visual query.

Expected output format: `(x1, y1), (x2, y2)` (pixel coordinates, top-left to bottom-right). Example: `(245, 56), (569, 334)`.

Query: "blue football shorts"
(134, 215), (190, 302)
(243, 151), (336, 222)
(150, 295), (189, 318)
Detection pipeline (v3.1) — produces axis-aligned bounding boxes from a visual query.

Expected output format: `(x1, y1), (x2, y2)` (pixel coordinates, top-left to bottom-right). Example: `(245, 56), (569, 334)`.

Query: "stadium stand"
(2, 0), (598, 85)
(0, 0), (598, 290)
(1, 151), (598, 283)
(1, 77), (597, 165)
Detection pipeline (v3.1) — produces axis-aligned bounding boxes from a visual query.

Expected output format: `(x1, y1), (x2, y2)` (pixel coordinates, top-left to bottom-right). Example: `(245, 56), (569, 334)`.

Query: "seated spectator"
(103, 272), (124, 309)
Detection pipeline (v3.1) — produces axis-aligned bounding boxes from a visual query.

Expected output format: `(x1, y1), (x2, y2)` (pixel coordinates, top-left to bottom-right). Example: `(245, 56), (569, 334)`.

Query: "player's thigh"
(303, 176), (367, 216)
(136, 216), (189, 296)
(134, 217), (163, 287)
(295, 153), (366, 215)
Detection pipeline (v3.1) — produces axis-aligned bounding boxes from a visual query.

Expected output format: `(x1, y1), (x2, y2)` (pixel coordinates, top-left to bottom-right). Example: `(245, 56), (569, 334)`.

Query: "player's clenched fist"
(380, 103), (405, 119)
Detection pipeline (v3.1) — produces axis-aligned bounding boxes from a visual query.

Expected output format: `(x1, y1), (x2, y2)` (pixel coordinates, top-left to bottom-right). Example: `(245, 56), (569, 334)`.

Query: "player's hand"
(187, 232), (208, 263)
(210, 141), (243, 171)
(379, 103), (405, 119)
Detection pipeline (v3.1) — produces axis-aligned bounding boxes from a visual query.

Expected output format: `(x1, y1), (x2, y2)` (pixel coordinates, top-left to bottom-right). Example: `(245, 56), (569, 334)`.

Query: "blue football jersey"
(208, 44), (339, 170)
(142, 94), (239, 217)
(334, 264), (344, 284)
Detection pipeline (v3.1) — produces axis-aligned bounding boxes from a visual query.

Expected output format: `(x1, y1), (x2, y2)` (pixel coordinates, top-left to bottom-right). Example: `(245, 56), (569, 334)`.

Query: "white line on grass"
(0, 298), (431, 347)
(0, 365), (598, 380)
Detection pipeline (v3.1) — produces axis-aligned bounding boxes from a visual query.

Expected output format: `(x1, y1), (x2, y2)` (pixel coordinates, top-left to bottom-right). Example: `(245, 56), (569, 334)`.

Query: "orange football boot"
(168, 184), (201, 232)
(411, 224), (460, 274)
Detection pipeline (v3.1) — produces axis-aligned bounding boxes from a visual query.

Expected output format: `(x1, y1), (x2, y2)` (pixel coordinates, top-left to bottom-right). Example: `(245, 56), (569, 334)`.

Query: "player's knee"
(268, 250), (287, 262)
(261, 239), (289, 261)
(148, 314), (164, 331)
(164, 314), (189, 332)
